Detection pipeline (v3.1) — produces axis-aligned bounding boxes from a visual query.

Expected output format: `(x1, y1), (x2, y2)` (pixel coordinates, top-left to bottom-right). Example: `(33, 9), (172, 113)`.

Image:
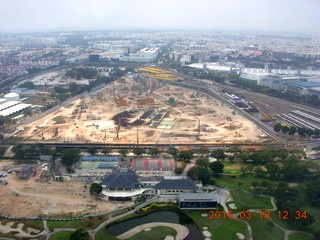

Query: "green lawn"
(214, 175), (259, 191)
(246, 213), (285, 240)
(187, 211), (248, 240)
(230, 189), (273, 210)
(288, 232), (313, 240)
(128, 226), (177, 240)
(95, 228), (118, 240)
(48, 231), (73, 240)
(46, 219), (87, 229)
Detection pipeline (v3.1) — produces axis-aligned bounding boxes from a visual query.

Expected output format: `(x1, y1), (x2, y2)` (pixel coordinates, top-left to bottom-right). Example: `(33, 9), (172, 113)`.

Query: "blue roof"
(290, 81), (320, 88)
(81, 155), (120, 162)
(98, 162), (118, 169)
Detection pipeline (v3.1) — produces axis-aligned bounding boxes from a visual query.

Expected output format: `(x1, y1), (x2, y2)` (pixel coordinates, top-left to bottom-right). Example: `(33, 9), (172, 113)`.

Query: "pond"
(106, 210), (202, 240)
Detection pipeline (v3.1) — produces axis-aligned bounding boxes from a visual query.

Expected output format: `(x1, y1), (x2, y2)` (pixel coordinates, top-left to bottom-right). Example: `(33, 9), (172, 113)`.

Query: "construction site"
(17, 72), (270, 145)
(0, 161), (124, 218)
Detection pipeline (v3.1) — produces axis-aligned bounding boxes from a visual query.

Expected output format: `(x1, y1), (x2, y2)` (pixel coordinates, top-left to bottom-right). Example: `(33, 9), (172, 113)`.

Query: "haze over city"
(1, 0), (320, 239)
(1, 0), (319, 33)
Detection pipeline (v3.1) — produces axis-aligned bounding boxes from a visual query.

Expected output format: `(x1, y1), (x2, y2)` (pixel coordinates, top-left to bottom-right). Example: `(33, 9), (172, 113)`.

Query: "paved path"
(116, 222), (189, 240)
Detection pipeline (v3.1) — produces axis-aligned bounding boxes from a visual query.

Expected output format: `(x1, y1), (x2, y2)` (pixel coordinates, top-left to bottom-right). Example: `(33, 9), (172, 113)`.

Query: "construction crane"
(197, 119), (200, 140)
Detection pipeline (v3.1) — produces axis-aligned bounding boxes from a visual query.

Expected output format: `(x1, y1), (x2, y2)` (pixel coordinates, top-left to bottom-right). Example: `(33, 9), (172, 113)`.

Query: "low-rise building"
(130, 158), (175, 176)
(100, 171), (145, 201)
(18, 165), (34, 180)
(287, 81), (320, 96)
(154, 176), (197, 196)
(179, 192), (220, 210)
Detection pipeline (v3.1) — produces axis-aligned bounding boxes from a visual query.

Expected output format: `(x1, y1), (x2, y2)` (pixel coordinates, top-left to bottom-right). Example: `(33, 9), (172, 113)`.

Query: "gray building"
(179, 192), (220, 210)
(154, 176), (197, 195)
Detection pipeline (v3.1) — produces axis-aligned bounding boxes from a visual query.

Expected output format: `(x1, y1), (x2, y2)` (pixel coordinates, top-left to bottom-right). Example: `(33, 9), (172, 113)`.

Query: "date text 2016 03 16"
(208, 210), (308, 220)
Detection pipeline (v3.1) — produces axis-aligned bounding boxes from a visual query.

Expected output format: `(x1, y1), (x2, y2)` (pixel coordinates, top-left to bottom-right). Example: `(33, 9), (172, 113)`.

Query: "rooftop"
(100, 171), (141, 189)
(154, 176), (197, 190)
(4, 92), (19, 98)
(290, 81), (320, 88)
(131, 158), (174, 171)
(179, 192), (220, 202)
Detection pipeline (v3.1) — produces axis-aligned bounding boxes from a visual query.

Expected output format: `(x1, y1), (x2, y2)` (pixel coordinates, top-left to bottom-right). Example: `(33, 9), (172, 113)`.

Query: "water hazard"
(106, 210), (203, 240)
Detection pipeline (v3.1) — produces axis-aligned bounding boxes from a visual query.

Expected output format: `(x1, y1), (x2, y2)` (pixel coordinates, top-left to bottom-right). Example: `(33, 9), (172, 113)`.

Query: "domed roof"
(4, 92), (19, 98)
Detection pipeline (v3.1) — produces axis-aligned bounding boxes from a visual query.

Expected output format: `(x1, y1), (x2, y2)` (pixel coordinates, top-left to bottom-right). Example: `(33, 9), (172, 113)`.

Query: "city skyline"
(1, 0), (319, 33)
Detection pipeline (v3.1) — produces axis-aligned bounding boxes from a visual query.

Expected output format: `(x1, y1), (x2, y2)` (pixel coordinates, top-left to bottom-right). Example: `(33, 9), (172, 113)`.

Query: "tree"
(211, 149), (226, 160)
(305, 180), (320, 206)
(61, 149), (80, 166)
(209, 161), (224, 176)
(178, 150), (194, 161)
(288, 126), (297, 136)
(255, 166), (266, 178)
(168, 146), (178, 158)
(275, 182), (289, 198)
(274, 123), (282, 133)
(149, 147), (160, 156)
(87, 147), (97, 155)
(133, 148), (146, 156)
(187, 166), (199, 180)
(276, 149), (288, 160)
(240, 164), (254, 175)
(90, 183), (102, 196)
(265, 163), (281, 179)
(102, 148), (110, 155)
(281, 125), (290, 135)
(119, 149), (128, 157)
(198, 167), (212, 185)
(196, 156), (209, 168)
(195, 148), (210, 155)
(69, 228), (90, 240)
(175, 167), (183, 174)
(297, 127), (306, 137)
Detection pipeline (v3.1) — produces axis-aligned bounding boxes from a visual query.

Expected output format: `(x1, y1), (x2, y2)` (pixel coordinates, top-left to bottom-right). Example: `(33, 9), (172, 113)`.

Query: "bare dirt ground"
(0, 161), (126, 218)
(19, 76), (270, 144)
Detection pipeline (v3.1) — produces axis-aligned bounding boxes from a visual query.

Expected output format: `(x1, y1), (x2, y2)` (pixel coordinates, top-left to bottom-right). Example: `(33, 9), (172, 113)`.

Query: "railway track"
(169, 81), (285, 144)
(18, 142), (285, 149)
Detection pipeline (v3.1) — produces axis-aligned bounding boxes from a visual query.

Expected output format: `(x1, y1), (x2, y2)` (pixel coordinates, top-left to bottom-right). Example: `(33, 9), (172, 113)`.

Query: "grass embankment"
(48, 231), (73, 240)
(136, 202), (177, 214)
(229, 189), (273, 211)
(46, 214), (109, 230)
(187, 211), (248, 240)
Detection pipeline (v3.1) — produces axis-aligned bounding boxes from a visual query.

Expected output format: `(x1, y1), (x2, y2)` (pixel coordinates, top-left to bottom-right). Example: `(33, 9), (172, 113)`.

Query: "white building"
(4, 92), (20, 102)
(120, 48), (159, 62)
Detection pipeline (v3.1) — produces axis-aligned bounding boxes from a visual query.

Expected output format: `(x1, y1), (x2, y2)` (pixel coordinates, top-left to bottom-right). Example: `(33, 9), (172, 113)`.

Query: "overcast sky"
(0, 0), (319, 33)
